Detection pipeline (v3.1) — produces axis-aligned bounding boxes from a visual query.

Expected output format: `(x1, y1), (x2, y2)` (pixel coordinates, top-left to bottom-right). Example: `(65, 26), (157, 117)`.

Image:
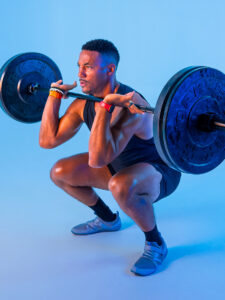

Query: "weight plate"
(153, 66), (200, 170)
(154, 66), (225, 174)
(0, 52), (62, 123)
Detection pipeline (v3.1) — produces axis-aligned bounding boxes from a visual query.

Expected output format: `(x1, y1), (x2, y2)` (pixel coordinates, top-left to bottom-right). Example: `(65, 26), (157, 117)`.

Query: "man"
(39, 39), (181, 276)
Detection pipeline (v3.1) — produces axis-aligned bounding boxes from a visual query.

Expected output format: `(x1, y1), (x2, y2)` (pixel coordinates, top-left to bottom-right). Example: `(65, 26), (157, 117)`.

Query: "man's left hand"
(103, 92), (150, 114)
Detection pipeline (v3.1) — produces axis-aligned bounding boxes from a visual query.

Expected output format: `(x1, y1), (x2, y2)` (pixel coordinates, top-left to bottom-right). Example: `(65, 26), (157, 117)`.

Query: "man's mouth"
(79, 79), (87, 87)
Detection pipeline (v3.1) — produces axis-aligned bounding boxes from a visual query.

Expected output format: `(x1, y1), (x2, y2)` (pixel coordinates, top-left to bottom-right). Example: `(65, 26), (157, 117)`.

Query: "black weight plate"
(154, 66), (225, 174)
(153, 66), (201, 170)
(0, 52), (62, 123)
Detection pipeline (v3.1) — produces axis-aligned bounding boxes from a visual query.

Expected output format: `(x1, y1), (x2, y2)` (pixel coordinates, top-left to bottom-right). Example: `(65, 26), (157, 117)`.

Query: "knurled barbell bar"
(0, 52), (225, 174)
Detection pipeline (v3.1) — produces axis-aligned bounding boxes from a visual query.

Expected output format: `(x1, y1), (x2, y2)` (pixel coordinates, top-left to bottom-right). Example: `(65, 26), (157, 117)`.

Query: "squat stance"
(39, 39), (181, 276)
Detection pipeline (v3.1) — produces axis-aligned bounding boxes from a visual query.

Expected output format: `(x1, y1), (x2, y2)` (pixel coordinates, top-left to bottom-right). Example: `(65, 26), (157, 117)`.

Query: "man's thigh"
(54, 152), (112, 190)
(109, 162), (181, 202)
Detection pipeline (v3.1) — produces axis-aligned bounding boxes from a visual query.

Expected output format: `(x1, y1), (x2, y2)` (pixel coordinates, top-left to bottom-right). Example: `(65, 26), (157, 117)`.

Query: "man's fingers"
(128, 103), (145, 114)
(50, 80), (77, 91)
(65, 81), (77, 89)
(124, 91), (135, 101)
(51, 79), (63, 88)
(128, 100), (134, 107)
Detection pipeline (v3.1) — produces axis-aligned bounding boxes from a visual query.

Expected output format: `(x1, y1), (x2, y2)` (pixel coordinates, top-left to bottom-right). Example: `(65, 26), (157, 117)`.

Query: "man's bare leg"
(50, 152), (120, 232)
(50, 152), (112, 206)
(108, 162), (162, 231)
(108, 162), (168, 276)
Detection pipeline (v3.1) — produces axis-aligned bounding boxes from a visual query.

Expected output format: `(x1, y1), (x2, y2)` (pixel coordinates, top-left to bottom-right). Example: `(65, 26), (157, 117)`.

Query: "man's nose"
(78, 67), (86, 78)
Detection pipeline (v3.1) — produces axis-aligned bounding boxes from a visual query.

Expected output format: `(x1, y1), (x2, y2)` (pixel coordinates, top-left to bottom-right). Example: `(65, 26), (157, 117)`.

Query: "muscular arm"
(88, 106), (151, 167)
(39, 96), (84, 148)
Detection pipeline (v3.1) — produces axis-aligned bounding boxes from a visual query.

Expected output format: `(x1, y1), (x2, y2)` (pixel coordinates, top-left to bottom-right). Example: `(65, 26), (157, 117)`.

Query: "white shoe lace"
(86, 217), (102, 229)
(143, 243), (164, 264)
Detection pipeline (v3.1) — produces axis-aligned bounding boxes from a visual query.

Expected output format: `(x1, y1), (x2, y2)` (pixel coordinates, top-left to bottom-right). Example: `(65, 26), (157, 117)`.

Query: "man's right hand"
(51, 80), (77, 98)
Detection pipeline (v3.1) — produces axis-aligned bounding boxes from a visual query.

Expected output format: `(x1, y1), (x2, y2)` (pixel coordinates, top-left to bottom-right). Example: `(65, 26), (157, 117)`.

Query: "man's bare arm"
(39, 97), (84, 148)
(89, 108), (148, 167)
(88, 92), (153, 167)
(39, 80), (85, 148)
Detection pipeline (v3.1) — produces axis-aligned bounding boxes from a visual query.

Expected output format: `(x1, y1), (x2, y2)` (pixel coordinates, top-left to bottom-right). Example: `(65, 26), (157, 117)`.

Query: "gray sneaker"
(71, 212), (121, 235)
(131, 238), (168, 276)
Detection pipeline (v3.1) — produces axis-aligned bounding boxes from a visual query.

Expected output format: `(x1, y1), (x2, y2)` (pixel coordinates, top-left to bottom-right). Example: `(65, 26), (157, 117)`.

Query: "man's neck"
(93, 79), (119, 98)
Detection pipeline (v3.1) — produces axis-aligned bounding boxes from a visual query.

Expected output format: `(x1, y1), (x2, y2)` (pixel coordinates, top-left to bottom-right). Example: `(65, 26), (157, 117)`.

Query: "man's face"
(77, 50), (111, 95)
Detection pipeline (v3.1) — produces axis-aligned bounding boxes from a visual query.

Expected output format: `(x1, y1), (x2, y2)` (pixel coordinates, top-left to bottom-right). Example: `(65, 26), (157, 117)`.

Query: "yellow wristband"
(49, 90), (63, 99)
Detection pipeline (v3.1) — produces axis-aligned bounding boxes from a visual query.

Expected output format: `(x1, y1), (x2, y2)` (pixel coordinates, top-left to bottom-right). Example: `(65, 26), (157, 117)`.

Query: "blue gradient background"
(0, 1), (225, 299)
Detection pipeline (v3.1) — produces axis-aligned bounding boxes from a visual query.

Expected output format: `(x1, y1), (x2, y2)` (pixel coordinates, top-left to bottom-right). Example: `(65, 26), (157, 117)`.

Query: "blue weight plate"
(154, 66), (225, 174)
(0, 52), (62, 123)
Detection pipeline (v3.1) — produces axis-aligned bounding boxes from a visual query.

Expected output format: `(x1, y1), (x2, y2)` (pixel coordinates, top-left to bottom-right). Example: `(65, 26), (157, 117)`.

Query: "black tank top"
(83, 83), (168, 173)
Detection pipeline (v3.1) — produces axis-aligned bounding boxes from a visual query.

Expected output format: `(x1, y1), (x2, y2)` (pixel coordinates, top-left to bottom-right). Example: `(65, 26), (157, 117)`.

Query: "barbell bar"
(29, 83), (155, 113)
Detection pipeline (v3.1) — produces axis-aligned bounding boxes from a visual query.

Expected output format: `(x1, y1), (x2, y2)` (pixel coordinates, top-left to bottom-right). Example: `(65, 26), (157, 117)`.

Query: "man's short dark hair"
(82, 39), (120, 66)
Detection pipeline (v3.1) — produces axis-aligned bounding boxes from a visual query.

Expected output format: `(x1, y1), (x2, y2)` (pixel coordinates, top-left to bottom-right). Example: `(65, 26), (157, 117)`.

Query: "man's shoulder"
(118, 82), (146, 100)
(118, 82), (135, 94)
(66, 98), (86, 121)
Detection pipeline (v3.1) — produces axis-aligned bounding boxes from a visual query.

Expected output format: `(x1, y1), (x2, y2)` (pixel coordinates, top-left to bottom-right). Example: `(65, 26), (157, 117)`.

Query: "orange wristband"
(49, 90), (63, 99)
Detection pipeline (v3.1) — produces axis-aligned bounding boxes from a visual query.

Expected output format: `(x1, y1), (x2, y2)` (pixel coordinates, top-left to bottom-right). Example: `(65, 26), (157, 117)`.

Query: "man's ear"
(107, 63), (116, 75)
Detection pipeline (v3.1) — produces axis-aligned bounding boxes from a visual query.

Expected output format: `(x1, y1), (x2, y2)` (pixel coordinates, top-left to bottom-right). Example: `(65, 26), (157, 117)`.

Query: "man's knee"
(50, 155), (89, 185)
(50, 158), (73, 183)
(108, 175), (138, 208)
(50, 160), (64, 183)
(109, 172), (161, 208)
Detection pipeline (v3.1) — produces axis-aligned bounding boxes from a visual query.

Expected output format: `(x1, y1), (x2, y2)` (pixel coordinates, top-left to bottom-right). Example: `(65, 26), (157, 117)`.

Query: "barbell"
(0, 52), (225, 174)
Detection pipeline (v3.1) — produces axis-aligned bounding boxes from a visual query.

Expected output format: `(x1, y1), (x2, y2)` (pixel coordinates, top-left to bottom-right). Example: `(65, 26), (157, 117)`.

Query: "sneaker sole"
(71, 226), (121, 235)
